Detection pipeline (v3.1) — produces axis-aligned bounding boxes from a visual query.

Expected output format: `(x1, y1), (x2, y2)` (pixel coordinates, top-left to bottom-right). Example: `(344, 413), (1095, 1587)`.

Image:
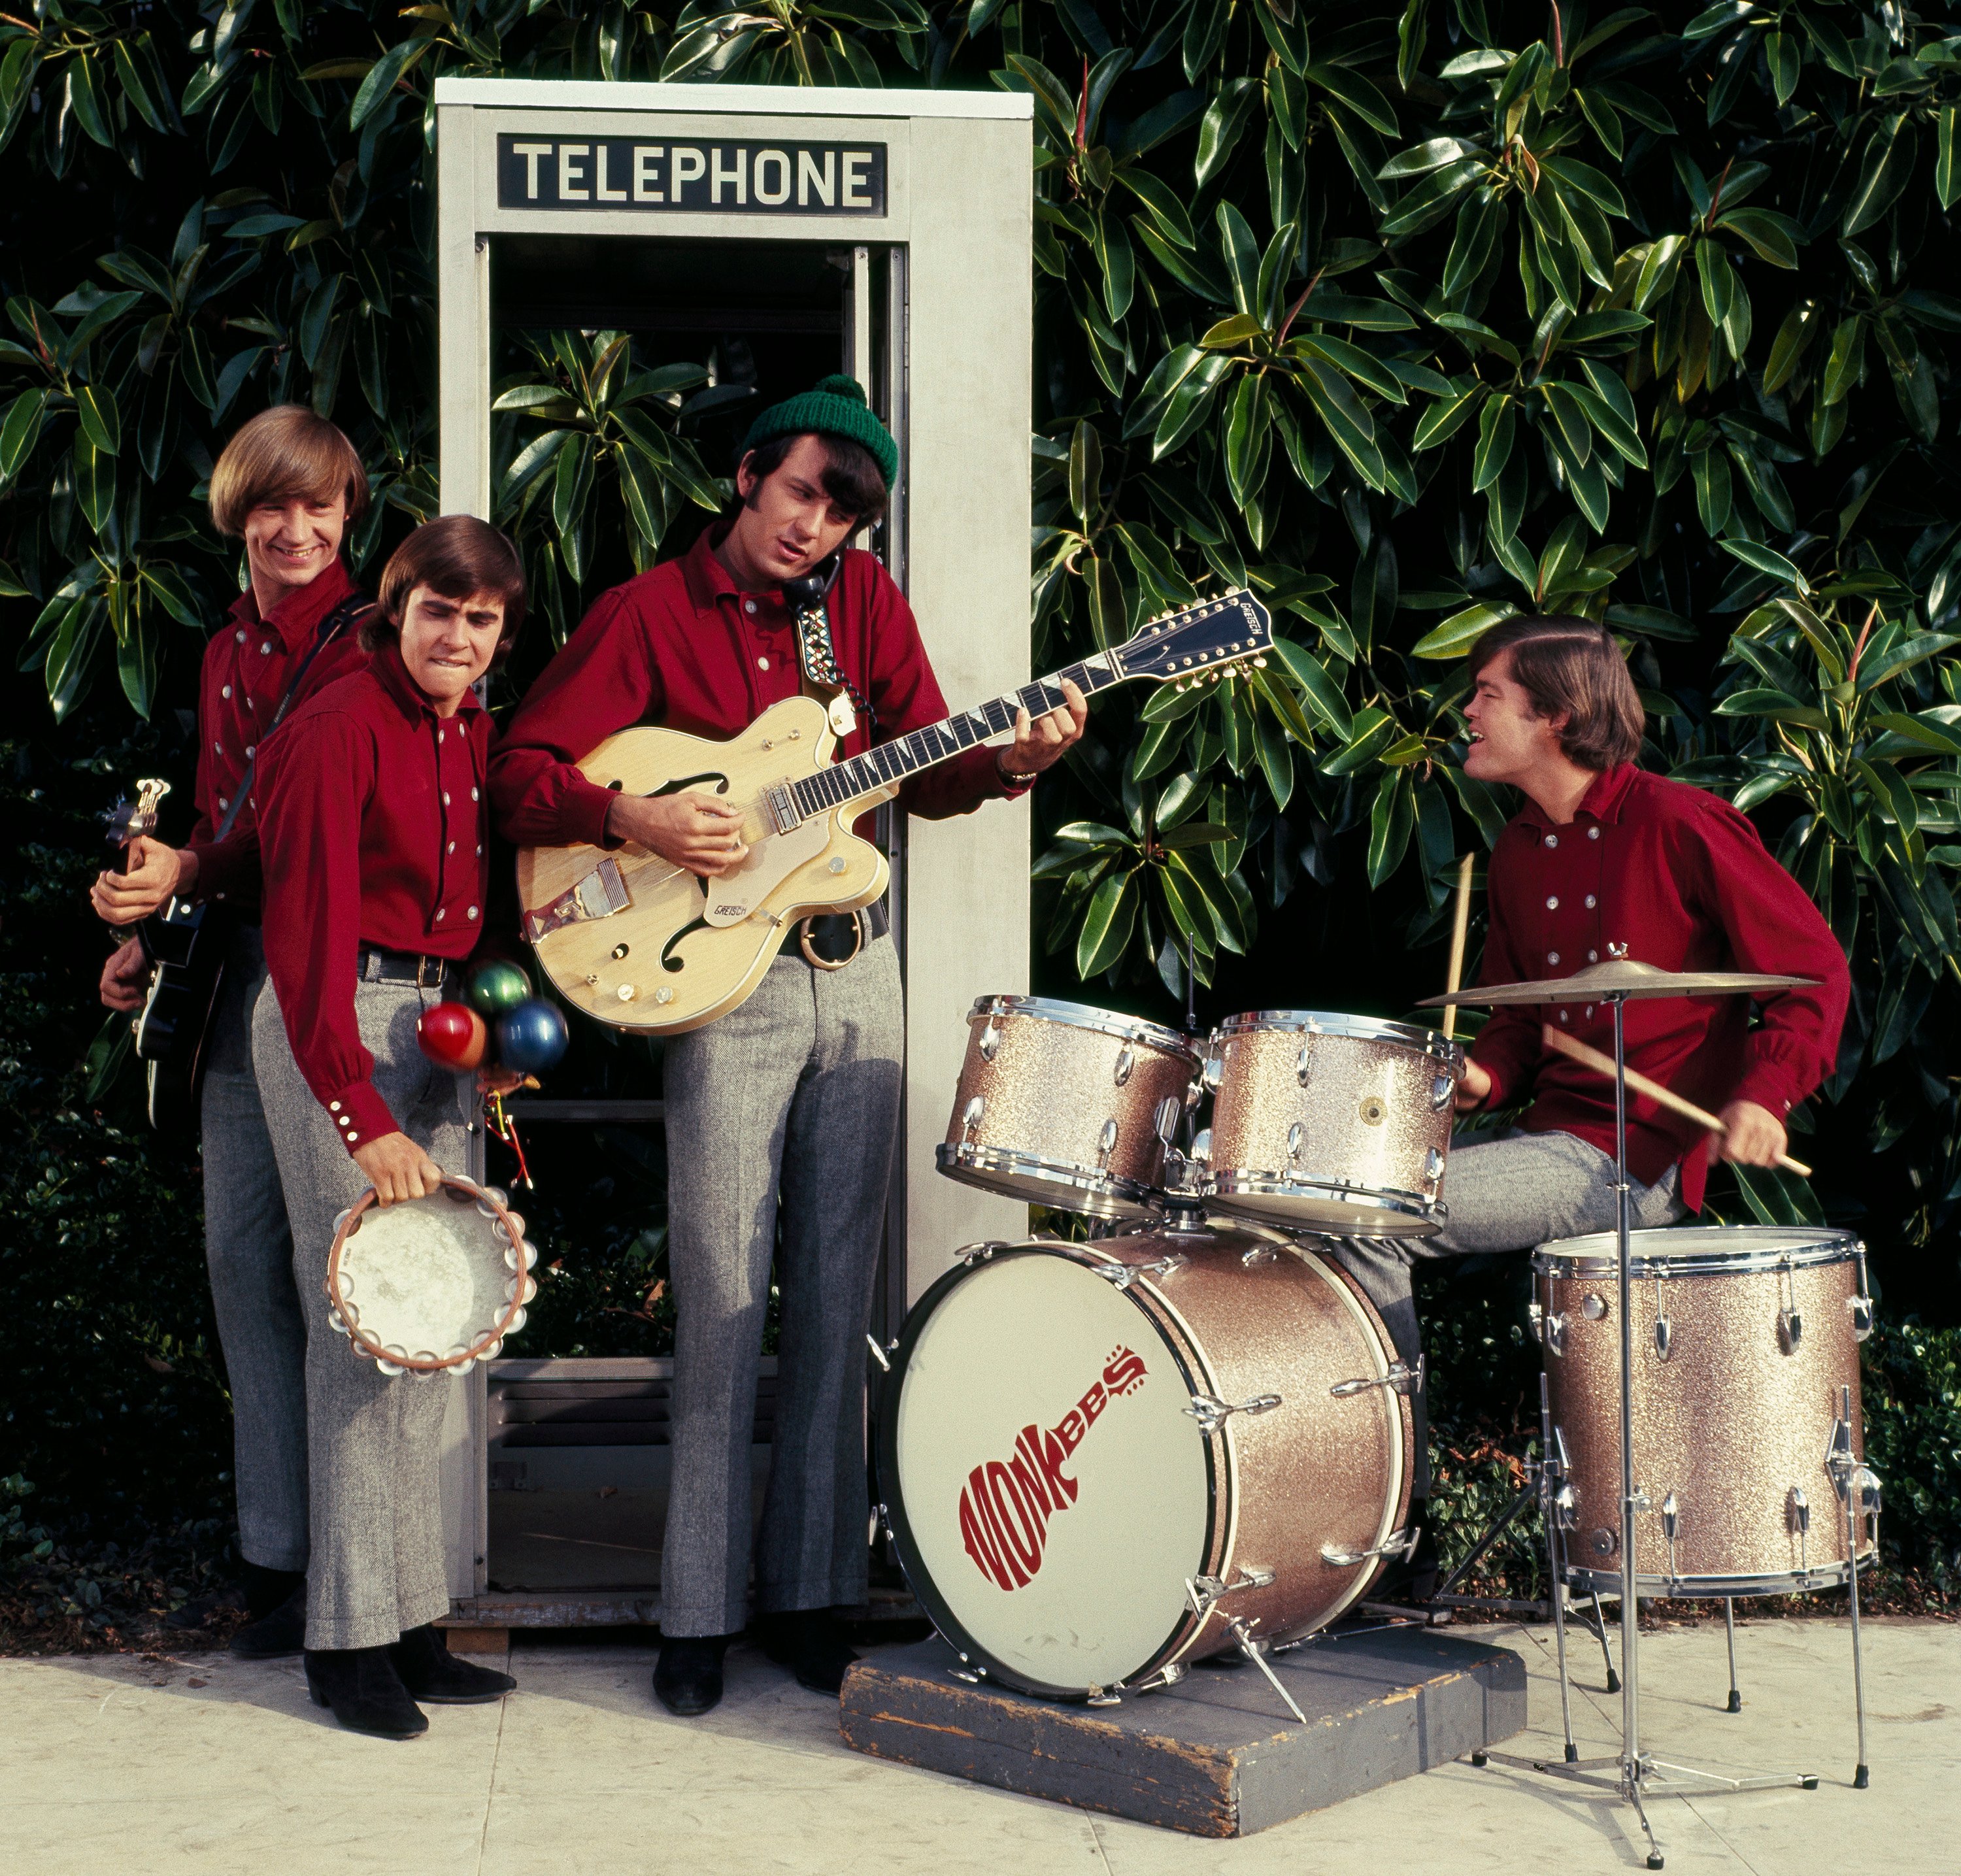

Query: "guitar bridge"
(522, 858), (631, 944)
(765, 782), (803, 833)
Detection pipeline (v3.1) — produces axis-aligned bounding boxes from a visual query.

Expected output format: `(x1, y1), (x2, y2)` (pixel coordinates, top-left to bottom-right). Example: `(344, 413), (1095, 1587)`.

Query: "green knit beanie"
(741, 373), (898, 492)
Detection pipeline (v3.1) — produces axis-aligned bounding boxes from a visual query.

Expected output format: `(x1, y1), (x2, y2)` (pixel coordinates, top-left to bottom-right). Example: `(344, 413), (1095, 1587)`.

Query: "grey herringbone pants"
(200, 926), (309, 1574)
(658, 936), (903, 1637)
(252, 963), (473, 1650)
(1328, 1127), (1686, 1496)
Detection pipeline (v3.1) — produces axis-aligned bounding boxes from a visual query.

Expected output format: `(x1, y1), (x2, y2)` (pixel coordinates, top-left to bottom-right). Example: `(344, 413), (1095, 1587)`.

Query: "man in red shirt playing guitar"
(492, 377), (1086, 1715)
(1334, 614), (1850, 1594)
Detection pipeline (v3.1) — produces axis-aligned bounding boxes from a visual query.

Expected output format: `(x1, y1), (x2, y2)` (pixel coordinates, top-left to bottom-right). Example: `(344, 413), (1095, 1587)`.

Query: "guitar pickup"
(765, 782), (802, 833)
(522, 858), (630, 944)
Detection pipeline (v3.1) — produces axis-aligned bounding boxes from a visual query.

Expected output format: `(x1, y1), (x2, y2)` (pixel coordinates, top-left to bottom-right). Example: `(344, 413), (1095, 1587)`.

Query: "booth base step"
(439, 1583), (922, 1638)
(838, 1626), (1527, 1837)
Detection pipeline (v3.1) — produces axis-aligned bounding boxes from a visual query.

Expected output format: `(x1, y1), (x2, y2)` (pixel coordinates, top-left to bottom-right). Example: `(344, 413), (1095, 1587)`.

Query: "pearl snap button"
(329, 1101), (341, 1112)
(1544, 834), (1558, 848)
(260, 641), (271, 654)
(1585, 894), (1597, 909)
(346, 1132), (359, 1143)
(218, 797), (228, 811)
(213, 741), (222, 754)
(235, 629), (246, 643)
(447, 841), (455, 854)
(1558, 1011), (1569, 1024)
(471, 788), (478, 801)
(1588, 950), (1599, 962)
(222, 685), (232, 699)
(1588, 826), (1600, 840)
(442, 792), (450, 806)
(1549, 952), (1560, 965)
(244, 745), (254, 758)
(1546, 896), (1559, 910)
(467, 906), (478, 920)
(757, 655), (770, 670)
(435, 908), (446, 920)
(745, 599), (757, 614)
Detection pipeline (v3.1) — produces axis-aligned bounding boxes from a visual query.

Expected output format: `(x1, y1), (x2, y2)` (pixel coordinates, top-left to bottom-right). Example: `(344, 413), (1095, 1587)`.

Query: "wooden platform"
(839, 1625), (1528, 1837)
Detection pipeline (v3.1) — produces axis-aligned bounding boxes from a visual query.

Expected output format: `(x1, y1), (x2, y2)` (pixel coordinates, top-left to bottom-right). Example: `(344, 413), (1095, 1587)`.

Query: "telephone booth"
(427, 78), (1035, 1626)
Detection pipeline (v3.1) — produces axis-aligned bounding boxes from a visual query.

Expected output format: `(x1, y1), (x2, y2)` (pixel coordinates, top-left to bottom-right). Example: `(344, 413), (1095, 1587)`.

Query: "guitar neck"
(788, 652), (1129, 821)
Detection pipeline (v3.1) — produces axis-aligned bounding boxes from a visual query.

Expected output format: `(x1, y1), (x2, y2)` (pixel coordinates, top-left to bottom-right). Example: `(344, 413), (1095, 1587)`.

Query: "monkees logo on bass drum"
(957, 1347), (1148, 1592)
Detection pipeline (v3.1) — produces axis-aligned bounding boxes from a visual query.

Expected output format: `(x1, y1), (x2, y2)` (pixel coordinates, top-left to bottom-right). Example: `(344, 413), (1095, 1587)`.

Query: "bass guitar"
(516, 589), (1273, 1035)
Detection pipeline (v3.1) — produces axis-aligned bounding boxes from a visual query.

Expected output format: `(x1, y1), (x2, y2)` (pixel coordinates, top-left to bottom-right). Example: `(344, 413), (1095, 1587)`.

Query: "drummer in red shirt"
(252, 515), (528, 1739)
(1334, 614), (1850, 1588)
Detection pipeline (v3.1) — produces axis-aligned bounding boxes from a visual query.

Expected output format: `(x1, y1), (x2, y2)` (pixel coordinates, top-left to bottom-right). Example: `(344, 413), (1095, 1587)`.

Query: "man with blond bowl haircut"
(92, 406), (373, 1656)
(1332, 614), (1850, 1597)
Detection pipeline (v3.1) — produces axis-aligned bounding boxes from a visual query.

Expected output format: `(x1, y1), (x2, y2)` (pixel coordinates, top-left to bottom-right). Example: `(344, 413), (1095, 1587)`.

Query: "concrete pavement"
(0, 1615), (1953, 1874)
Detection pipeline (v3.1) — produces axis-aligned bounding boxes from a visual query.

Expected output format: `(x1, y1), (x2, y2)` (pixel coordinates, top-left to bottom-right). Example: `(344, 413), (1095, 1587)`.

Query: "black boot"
(756, 1609), (858, 1696)
(304, 1647), (427, 1739)
(230, 1584), (307, 1660)
(653, 1634), (731, 1717)
(242, 1561), (307, 1619)
(388, 1624), (516, 1704)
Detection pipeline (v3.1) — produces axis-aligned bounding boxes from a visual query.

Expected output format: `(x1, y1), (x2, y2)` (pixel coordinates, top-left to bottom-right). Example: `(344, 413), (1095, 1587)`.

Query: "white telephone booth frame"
(431, 78), (1033, 1607)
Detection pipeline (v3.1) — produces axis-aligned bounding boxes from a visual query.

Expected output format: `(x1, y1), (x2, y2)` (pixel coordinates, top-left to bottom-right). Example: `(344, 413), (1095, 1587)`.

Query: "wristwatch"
(995, 751), (1039, 785)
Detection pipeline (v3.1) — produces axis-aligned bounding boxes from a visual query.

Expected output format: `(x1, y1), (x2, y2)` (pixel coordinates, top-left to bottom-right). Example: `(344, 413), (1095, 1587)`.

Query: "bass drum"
(878, 1230), (1415, 1702)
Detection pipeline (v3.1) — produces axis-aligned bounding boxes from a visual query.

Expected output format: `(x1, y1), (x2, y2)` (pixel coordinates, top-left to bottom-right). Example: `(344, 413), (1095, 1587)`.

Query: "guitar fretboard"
(788, 653), (1126, 819)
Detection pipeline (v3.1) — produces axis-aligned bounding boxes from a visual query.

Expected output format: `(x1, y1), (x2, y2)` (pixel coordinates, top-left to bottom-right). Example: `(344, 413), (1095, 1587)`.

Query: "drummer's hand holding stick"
(1540, 1025), (1810, 1176)
(1443, 852), (1490, 1113)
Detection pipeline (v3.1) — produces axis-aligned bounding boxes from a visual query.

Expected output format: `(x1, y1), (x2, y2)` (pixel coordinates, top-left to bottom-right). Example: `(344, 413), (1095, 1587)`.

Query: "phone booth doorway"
(428, 78), (1034, 1630)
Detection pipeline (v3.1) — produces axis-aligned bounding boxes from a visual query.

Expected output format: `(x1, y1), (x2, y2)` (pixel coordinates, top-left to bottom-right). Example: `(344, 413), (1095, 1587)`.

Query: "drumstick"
(1541, 1024), (1812, 1177)
(1441, 853), (1474, 1042)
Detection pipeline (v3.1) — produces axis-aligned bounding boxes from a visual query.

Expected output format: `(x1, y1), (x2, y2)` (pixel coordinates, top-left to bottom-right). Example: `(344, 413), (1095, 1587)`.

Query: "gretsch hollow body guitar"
(516, 590), (1274, 1035)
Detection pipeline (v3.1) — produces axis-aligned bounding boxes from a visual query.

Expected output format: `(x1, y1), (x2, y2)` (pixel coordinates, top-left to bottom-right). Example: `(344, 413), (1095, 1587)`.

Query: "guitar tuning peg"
(1253, 655), (1267, 668)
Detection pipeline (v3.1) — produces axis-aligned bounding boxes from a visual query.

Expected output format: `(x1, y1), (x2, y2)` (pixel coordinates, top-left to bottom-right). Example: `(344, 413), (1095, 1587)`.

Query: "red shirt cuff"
(324, 1080), (402, 1158)
(565, 777), (625, 850)
(1727, 1065), (1800, 1119)
(186, 833), (254, 905)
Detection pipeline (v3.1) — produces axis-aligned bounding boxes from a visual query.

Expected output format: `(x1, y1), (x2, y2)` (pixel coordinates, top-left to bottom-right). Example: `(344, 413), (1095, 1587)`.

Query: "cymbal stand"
(1470, 988), (1815, 1870)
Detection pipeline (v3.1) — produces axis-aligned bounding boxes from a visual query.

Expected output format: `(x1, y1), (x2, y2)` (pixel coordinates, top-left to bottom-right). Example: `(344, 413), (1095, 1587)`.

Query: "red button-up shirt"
(1470, 763), (1850, 1210)
(186, 558), (369, 916)
(258, 648), (492, 1152)
(489, 529), (1022, 852)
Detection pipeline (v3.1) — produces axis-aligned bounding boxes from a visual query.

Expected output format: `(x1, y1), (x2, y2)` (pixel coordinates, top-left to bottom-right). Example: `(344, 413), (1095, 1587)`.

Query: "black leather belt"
(779, 901), (888, 968)
(360, 947), (456, 987)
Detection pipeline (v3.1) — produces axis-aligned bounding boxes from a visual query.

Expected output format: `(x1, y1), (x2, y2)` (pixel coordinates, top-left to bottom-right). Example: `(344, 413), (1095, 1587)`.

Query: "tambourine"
(325, 1174), (538, 1378)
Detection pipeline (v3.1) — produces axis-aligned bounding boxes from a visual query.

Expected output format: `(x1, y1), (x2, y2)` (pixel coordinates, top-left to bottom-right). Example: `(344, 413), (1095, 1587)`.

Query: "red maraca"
(416, 999), (487, 1071)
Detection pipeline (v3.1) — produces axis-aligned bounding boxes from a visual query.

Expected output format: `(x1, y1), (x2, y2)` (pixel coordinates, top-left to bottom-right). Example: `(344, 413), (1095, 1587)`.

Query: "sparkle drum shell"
(878, 1228), (1414, 1701)
(325, 1175), (540, 1377)
(1204, 1012), (1463, 1235)
(1535, 1226), (1876, 1596)
(937, 997), (1202, 1219)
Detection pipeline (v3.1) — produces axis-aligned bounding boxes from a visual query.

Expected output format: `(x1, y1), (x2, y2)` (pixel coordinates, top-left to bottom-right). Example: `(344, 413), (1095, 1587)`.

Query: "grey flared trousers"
(199, 926), (310, 1574)
(658, 935), (903, 1638)
(252, 963), (473, 1650)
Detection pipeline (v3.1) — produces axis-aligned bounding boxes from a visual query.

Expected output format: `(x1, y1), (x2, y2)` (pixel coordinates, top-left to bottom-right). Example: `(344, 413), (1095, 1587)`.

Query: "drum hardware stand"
(1466, 989), (1817, 1871)
(1182, 1578), (1308, 1724)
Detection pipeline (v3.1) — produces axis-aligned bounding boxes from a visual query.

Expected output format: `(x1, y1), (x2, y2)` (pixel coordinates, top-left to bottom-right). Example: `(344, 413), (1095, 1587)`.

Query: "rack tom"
(879, 1228), (1416, 1701)
(1535, 1226), (1879, 1596)
(1203, 1012), (1463, 1235)
(937, 997), (1201, 1219)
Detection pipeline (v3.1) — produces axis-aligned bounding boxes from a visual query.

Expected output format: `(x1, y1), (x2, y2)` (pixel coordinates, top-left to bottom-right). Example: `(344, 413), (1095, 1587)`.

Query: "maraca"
(416, 999), (487, 1071)
(467, 958), (531, 1018)
(497, 997), (570, 1075)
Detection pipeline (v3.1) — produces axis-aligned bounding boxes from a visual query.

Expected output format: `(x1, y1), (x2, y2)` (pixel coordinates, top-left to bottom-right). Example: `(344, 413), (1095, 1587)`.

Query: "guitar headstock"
(1111, 590), (1273, 688)
(102, 777), (171, 852)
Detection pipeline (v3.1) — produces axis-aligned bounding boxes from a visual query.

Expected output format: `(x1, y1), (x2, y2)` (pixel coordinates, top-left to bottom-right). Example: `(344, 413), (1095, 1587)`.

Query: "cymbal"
(1417, 959), (1821, 1009)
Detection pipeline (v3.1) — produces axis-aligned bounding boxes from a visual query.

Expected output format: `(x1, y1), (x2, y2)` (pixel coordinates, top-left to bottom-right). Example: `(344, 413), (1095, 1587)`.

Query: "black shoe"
(241, 1561), (307, 1620)
(756, 1609), (858, 1696)
(388, 1624), (516, 1704)
(230, 1585), (307, 1660)
(304, 1647), (427, 1740)
(653, 1635), (731, 1717)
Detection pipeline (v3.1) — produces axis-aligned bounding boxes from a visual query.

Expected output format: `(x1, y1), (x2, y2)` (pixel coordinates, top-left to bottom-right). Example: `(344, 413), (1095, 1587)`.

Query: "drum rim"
(1205, 1170), (1446, 1236)
(1534, 1224), (1863, 1277)
(326, 1174), (532, 1374)
(875, 1240), (1218, 1703)
(1563, 1554), (1873, 1599)
(935, 1141), (1157, 1220)
(966, 994), (1201, 1062)
(1214, 1009), (1458, 1057)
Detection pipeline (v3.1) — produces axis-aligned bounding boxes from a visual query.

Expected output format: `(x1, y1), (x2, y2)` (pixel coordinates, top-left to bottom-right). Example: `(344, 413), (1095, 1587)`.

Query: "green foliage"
(3, 0), (1961, 1584)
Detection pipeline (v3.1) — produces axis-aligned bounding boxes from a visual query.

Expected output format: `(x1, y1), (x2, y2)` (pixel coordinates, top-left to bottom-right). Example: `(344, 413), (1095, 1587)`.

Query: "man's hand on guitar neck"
(605, 790), (751, 878)
(100, 936), (149, 1013)
(91, 836), (197, 926)
(998, 677), (1089, 784)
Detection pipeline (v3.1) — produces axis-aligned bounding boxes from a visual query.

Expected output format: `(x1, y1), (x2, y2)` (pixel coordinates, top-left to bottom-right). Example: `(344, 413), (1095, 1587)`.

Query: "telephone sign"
(495, 133), (888, 217)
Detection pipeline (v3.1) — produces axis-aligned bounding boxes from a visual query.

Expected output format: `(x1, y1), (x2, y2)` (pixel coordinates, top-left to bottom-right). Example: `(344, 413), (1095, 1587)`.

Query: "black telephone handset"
(780, 550), (845, 612)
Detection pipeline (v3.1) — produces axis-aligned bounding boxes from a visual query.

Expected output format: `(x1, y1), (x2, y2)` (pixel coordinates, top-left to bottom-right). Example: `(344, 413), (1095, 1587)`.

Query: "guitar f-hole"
(660, 918), (709, 973)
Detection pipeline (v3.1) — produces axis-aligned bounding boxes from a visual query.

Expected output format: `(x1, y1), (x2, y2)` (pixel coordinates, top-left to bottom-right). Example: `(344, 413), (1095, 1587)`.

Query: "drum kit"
(879, 956), (1878, 1870)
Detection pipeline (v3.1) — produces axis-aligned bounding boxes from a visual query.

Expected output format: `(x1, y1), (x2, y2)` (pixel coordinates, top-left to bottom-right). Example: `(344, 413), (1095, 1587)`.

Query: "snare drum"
(937, 997), (1201, 1219)
(1536, 1226), (1879, 1596)
(879, 1230), (1415, 1701)
(1204, 1012), (1462, 1235)
(326, 1175), (540, 1377)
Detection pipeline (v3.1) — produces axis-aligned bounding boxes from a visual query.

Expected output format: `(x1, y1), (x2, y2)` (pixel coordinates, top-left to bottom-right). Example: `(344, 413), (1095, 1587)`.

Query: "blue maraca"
(496, 997), (569, 1075)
